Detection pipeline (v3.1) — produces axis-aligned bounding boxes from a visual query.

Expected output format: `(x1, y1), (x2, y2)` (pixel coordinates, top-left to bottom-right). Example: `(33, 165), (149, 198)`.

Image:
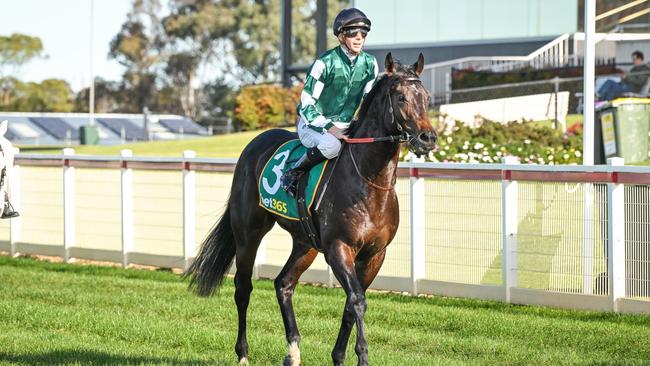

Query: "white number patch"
(262, 150), (290, 195)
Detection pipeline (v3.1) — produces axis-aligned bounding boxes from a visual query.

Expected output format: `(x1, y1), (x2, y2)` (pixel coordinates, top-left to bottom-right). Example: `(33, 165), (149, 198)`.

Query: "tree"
(229, 0), (348, 83)
(109, 0), (163, 112)
(162, 0), (236, 117)
(0, 33), (44, 77)
(74, 78), (124, 113)
(0, 33), (46, 110)
(1, 78), (74, 112)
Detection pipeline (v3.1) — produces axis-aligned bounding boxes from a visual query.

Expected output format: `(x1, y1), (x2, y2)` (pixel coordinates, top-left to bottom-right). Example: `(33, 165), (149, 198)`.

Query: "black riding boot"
(281, 147), (327, 198)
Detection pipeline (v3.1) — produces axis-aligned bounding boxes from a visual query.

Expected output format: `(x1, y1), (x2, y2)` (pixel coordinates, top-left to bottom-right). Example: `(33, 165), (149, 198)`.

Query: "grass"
(2, 256), (650, 365)
(17, 115), (589, 158)
(17, 129), (284, 157)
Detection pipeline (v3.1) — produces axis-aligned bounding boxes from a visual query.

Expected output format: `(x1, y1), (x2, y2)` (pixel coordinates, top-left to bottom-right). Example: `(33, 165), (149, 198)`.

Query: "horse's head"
(384, 53), (437, 157)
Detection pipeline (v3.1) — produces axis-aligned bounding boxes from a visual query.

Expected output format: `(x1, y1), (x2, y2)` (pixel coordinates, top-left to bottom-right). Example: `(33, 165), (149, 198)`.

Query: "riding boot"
(1, 200), (19, 219)
(281, 147), (327, 198)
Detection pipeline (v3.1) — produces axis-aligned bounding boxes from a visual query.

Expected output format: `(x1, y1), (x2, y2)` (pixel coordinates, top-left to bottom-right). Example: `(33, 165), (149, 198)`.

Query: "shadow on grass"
(0, 350), (230, 366)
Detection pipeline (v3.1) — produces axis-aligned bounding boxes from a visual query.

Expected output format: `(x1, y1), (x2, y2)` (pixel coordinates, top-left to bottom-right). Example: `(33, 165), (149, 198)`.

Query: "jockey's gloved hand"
(327, 125), (348, 141)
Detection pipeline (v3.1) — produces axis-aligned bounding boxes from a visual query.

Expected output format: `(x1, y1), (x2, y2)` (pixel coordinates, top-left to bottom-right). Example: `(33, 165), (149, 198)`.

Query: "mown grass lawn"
(16, 115), (591, 159)
(17, 129), (283, 158)
(2, 256), (650, 365)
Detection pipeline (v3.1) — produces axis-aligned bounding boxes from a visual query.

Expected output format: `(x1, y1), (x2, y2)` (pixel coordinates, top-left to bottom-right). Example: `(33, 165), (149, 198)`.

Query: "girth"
(296, 172), (322, 252)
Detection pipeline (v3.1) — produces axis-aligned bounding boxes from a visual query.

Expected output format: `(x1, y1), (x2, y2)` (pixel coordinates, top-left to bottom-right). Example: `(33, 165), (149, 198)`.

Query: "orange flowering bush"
(234, 84), (302, 130)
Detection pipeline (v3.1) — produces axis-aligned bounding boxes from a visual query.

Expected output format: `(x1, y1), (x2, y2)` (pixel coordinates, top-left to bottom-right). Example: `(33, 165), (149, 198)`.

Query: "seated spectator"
(597, 50), (650, 101)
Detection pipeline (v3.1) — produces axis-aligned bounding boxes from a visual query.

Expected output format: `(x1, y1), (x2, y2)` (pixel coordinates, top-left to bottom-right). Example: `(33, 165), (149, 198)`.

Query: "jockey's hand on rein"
(327, 126), (349, 141)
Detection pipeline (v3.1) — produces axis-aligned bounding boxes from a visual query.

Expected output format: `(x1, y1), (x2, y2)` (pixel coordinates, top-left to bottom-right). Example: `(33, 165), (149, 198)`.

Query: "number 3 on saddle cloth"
(258, 140), (328, 221)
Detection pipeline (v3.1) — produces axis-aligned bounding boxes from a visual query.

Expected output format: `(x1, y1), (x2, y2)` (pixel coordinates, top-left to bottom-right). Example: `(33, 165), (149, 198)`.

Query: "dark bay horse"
(186, 53), (436, 366)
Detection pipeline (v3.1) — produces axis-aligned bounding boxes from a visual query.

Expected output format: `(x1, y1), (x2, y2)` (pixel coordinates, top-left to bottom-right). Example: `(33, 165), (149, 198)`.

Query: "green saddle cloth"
(258, 140), (328, 220)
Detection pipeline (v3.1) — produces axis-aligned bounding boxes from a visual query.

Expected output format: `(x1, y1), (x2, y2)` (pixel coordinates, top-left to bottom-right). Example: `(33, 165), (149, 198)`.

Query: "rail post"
(502, 156), (519, 303)
(62, 148), (75, 262)
(182, 150), (196, 272)
(9, 147), (21, 256)
(410, 164), (426, 295)
(607, 157), (625, 311)
(121, 149), (133, 268)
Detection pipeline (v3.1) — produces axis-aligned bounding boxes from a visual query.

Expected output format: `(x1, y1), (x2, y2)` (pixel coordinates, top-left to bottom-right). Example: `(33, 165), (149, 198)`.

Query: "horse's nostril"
(418, 132), (436, 145)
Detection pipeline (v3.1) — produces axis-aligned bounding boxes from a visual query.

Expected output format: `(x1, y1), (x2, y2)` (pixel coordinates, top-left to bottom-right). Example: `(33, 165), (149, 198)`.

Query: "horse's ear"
(0, 120), (7, 137)
(385, 52), (396, 74)
(413, 53), (424, 76)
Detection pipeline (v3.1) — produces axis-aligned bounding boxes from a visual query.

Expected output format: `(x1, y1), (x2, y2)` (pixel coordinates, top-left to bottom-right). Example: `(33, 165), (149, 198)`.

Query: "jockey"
(281, 7), (378, 197)
(0, 121), (18, 219)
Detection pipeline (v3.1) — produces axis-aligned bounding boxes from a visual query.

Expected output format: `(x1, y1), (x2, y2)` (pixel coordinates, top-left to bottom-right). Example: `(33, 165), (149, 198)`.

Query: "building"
(0, 112), (209, 146)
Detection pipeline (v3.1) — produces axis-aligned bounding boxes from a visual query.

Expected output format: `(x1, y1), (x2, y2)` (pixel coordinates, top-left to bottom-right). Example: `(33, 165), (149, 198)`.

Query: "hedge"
(233, 84), (301, 130)
(402, 118), (584, 165)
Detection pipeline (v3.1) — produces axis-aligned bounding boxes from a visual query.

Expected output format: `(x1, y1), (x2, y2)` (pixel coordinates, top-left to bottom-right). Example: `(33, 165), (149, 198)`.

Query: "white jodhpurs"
(297, 117), (343, 159)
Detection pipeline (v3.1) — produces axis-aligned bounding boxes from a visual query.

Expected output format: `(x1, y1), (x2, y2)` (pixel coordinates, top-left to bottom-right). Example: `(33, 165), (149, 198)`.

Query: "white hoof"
(238, 357), (249, 366)
(285, 342), (301, 366)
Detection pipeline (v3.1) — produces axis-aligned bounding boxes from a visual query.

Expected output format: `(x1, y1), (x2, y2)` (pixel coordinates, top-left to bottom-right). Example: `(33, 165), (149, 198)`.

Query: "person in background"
(598, 50), (650, 101)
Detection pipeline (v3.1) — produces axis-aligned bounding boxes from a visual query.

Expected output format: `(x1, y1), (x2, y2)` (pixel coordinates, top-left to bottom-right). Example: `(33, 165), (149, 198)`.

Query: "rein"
(349, 147), (396, 191)
(315, 74), (424, 206)
(345, 75), (422, 190)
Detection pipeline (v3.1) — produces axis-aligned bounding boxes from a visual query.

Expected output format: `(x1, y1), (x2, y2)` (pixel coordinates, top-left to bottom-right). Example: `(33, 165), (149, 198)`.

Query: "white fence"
(3, 151), (650, 315)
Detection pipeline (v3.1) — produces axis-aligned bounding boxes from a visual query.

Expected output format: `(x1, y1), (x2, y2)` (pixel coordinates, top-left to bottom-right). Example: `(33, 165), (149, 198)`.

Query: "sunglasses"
(343, 28), (368, 38)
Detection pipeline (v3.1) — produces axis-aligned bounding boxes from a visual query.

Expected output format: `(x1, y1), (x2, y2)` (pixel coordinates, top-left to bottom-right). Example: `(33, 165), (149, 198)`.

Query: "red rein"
(345, 137), (377, 144)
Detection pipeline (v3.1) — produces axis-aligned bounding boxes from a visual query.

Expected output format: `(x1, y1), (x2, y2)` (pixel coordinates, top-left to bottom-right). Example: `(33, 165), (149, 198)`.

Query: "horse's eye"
(398, 95), (406, 103)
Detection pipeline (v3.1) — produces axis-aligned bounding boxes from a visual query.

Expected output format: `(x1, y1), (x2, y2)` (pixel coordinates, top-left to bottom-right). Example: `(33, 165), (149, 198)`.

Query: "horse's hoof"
(238, 357), (249, 366)
(283, 355), (301, 366)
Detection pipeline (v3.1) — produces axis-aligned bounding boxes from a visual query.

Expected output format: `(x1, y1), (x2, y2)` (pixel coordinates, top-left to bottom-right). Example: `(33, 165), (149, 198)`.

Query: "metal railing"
(3, 151), (650, 314)
(421, 34), (571, 104)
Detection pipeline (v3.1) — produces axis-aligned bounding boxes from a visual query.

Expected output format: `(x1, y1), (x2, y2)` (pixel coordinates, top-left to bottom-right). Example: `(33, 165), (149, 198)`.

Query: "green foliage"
(3, 255), (650, 365)
(108, 0), (163, 112)
(0, 77), (74, 112)
(412, 119), (583, 164)
(452, 65), (618, 89)
(451, 65), (619, 112)
(234, 85), (300, 130)
(0, 33), (44, 76)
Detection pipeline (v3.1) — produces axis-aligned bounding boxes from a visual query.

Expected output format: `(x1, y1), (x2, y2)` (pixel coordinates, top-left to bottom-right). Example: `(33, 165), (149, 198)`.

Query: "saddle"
(258, 140), (327, 251)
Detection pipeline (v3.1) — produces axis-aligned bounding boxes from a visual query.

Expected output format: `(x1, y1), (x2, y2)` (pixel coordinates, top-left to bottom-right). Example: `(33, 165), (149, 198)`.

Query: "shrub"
(402, 118), (583, 165)
(233, 84), (301, 130)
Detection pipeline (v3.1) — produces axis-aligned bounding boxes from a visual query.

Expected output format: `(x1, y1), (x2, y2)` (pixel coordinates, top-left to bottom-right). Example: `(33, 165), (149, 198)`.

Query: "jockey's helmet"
(333, 8), (371, 36)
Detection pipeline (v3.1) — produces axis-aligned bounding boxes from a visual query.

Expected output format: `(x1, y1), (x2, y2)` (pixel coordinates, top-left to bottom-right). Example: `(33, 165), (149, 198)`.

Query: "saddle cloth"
(258, 140), (328, 220)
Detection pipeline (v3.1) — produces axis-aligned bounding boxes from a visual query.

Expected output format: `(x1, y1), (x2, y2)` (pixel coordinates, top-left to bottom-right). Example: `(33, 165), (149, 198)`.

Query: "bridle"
(346, 75), (422, 145)
(347, 74), (424, 191)
(315, 74), (427, 209)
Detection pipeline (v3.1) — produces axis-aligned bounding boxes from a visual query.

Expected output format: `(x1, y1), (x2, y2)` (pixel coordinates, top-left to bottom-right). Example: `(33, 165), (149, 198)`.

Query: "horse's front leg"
(327, 241), (371, 366)
(275, 243), (318, 366)
(331, 248), (386, 366)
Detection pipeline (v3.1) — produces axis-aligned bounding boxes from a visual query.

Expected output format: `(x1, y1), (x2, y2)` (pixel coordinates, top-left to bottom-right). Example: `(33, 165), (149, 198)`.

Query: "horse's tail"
(185, 202), (236, 297)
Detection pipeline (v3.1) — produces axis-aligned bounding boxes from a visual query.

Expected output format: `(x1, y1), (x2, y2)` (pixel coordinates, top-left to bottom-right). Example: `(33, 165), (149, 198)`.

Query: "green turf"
(16, 115), (590, 158)
(17, 129), (291, 158)
(1, 256), (650, 365)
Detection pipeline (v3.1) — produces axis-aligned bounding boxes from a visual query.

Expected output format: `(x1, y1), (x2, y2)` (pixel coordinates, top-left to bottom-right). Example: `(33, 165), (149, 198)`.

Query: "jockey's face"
(338, 29), (366, 56)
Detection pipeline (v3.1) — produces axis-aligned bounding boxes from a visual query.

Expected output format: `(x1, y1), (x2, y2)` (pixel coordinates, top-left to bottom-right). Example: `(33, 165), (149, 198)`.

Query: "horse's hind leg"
(231, 209), (275, 365)
(274, 243), (318, 366)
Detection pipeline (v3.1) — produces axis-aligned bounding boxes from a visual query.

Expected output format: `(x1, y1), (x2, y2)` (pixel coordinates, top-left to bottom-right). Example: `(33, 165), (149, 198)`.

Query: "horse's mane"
(347, 61), (418, 137)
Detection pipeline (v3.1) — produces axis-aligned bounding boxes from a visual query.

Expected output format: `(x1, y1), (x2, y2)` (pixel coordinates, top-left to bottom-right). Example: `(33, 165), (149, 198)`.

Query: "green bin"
(80, 125), (99, 145)
(595, 98), (650, 164)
